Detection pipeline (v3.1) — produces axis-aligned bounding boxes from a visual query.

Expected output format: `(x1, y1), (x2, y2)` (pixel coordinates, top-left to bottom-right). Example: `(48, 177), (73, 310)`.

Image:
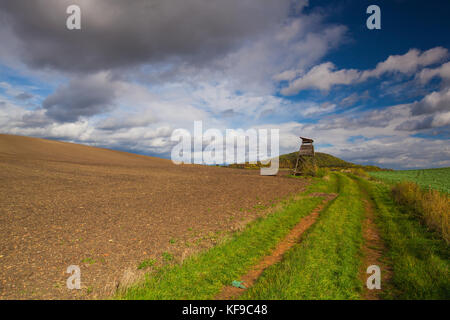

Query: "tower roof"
(300, 137), (314, 143)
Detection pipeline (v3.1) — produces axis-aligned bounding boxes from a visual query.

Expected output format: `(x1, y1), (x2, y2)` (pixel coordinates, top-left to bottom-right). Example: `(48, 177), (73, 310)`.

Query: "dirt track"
(216, 193), (337, 300)
(0, 134), (308, 299)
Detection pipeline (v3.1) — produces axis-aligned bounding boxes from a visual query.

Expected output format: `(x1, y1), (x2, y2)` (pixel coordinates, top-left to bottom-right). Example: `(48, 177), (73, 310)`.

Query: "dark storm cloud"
(42, 73), (117, 122)
(315, 108), (394, 130)
(410, 88), (450, 116)
(97, 114), (156, 131)
(220, 109), (238, 118)
(0, 0), (291, 73)
(20, 111), (53, 128)
(15, 92), (33, 100)
(396, 116), (434, 131)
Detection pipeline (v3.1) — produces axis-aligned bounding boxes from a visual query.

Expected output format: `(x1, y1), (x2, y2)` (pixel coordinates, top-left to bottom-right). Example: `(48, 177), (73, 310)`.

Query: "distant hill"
(278, 152), (351, 168)
(229, 151), (385, 171)
(280, 152), (385, 171)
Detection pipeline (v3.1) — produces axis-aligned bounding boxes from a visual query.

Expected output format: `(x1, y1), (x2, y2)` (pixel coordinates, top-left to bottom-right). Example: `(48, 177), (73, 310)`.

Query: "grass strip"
(119, 179), (333, 299)
(358, 177), (449, 299)
(242, 173), (365, 299)
(391, 181), (449, 244)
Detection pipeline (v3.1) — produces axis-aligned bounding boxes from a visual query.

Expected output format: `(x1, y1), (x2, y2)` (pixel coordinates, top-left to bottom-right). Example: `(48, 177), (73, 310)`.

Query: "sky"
(0, 0), (449, 169)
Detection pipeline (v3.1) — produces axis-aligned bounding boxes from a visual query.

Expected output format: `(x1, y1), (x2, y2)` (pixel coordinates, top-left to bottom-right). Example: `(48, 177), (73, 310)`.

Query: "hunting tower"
(293, 137), (315, 175)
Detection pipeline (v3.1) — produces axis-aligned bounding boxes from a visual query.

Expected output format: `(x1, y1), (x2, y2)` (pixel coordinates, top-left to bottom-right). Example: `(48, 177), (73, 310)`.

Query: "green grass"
(242, 174), (365, 299)
(118, 184), (329, 299)
(358, 177), (450, 299)
(137, 258), (156, 270)
(81, 257), (96, 265)
(162, 252), (174, 262)
(305, 174), (339, 194)
(369, 167), (450, 193)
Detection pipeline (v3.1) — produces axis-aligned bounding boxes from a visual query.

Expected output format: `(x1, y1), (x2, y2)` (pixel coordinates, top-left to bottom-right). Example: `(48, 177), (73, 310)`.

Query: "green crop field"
(369, 167), (450, 193)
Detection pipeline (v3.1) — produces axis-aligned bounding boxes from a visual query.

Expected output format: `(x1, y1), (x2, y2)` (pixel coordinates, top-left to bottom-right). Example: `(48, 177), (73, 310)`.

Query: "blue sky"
(0, 0), (449, 169)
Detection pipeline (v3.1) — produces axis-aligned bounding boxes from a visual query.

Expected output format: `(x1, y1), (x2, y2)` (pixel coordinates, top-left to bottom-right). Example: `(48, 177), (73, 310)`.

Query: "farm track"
(356, 180), (391, 300)
(0, 134), (309, 299)
(240, 173), (366, 299)
(235, 176), (392, 300)
(215, 193), (337, 300)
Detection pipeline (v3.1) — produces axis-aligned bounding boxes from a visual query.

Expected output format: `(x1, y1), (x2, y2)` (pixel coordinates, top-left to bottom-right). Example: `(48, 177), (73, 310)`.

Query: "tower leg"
(293, 146), (301, 175)
(293, 155), (305, 176)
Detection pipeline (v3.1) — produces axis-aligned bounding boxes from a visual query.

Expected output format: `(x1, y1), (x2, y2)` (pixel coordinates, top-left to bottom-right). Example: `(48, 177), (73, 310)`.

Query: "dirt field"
(0, 134), (308, 299)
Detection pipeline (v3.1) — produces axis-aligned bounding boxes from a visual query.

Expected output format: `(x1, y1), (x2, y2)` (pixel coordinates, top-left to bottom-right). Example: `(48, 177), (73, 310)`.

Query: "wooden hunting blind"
(293, 137), (315, 175)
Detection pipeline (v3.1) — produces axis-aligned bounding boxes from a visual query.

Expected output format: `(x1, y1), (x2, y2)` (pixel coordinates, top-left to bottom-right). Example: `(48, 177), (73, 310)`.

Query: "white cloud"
(279, 47), (449, 95)
(416, 61), (450, 84)
(432, 111), (450, 127)
(281, 62), (360, 95)
(273, 69), (303, 82)
(206, 15), (347, 95)
(300, 102), (336, 116)
(361, 47), (448, 80)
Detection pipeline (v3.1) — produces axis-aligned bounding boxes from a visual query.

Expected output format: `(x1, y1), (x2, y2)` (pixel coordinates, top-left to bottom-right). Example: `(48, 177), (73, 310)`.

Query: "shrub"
(316, 167), (330, 178)
(300, 162), (318, 176)
(351, 168), (369, 178)
(392, 181), (450, 243)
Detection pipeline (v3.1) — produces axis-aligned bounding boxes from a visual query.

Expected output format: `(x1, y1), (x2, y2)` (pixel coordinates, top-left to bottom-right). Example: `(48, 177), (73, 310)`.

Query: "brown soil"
(0, 134), (309, 299)
(215, 193), (337, 300)
(359, 192), (391, 300)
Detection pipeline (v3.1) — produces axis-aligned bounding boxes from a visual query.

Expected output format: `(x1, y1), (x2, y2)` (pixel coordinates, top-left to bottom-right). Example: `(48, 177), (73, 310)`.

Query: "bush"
(350, 168), (369, 178)
(316, 167), (330, 178)
(392, 181), (449, 243)
(299, 162), (318, 176)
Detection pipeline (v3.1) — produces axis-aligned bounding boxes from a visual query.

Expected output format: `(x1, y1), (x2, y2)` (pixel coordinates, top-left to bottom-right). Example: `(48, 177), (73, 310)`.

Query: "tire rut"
(358, 182), (392, 300)
(215, 193), (337, 300)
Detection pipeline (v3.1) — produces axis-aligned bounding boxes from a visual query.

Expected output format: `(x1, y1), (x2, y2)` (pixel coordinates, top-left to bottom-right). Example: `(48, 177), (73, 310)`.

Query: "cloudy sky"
(0, 0), (449, 169)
